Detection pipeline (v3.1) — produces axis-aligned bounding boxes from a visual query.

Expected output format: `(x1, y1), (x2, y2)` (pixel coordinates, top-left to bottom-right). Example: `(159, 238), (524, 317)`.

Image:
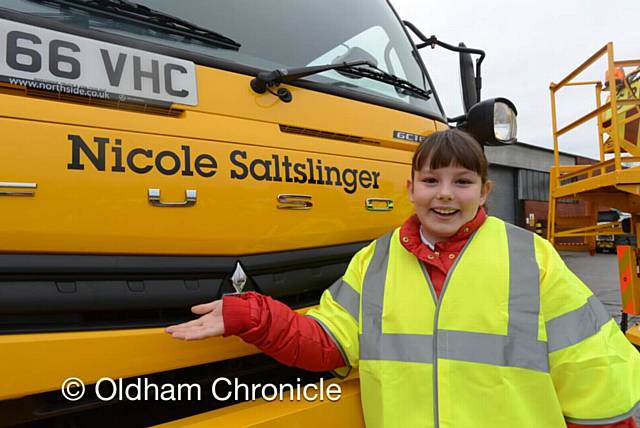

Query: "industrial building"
(485, 142), (596, 233)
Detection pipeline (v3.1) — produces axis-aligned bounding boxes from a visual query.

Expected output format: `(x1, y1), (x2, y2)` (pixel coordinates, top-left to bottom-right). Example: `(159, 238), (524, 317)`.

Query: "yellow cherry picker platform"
(547, 42), (640, 347)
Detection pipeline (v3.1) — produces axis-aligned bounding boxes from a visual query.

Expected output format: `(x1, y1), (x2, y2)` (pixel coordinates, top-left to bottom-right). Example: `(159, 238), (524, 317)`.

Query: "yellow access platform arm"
(547, 42), (640, 346)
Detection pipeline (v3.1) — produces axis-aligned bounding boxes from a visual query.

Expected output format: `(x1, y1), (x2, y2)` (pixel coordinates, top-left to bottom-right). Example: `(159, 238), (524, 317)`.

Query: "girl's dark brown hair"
(411, 129), (488, 184)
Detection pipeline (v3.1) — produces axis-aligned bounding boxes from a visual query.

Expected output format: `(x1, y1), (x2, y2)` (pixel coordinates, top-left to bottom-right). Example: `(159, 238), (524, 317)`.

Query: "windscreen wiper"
(251, 61), (432, 103)
(342, 63), (433, 101)
(35, 0), (241, 50)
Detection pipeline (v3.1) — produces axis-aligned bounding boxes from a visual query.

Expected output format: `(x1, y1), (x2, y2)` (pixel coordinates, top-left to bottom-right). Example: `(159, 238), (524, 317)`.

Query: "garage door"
(486, 165), (516, 224)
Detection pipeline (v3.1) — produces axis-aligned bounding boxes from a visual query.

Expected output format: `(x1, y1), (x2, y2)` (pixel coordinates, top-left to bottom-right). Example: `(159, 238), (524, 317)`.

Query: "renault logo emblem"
(231, 262), (247, 294)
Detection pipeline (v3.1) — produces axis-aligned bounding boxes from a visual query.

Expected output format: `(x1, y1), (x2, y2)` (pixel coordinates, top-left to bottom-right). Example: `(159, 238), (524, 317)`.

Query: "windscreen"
(2, 0), (442, 117)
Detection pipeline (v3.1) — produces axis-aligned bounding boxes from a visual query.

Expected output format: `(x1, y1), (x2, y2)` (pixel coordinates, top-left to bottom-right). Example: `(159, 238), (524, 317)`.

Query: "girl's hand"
(165, 300), (224, 340)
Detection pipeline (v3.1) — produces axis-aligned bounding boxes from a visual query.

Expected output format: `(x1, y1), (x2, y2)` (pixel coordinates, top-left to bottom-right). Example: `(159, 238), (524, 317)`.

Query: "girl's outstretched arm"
(166, 292), (346, 372)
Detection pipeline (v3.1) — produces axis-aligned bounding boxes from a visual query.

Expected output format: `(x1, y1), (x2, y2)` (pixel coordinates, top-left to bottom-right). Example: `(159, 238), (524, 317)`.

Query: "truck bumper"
(153, 377), (364, 428)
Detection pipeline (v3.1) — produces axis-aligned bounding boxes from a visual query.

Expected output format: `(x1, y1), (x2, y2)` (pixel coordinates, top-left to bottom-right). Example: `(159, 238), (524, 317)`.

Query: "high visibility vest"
(307, 217), (640, 428)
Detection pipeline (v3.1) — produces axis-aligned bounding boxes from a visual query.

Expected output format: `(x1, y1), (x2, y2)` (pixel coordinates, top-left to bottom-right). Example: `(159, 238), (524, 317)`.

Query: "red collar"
(400, 208), (487, 256)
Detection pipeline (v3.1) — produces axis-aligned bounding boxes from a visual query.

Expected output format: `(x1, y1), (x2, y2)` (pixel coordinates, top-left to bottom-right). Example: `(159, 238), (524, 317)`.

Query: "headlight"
(493, 101), (517, 142)
(463, 98), (518, 145)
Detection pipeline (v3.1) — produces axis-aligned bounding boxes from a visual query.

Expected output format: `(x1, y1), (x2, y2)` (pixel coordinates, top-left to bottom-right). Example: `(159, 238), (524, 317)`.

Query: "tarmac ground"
(560, 251), (640, 424)
(561, 251), (640, 325)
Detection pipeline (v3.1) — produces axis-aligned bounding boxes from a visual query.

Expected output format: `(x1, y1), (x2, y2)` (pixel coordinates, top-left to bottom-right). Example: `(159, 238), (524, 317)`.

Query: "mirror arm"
(403, 20), (486, 101)
(403, 21), (485, 58)
(446, 114), (467, 124)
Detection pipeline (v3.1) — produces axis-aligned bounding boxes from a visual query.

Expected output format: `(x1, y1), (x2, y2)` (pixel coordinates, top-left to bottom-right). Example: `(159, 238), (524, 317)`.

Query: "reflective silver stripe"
(306, 315), (352, 378)
(328, 278), (360, 323)
(546, 294), (612, 353)
(565, 400), (640, 425)
(361, 333), (433, 363)
(361, 231), (392, 337)
(438, 330), (549, 372)
(505, 223), (540, 340)
(418, 258), (438, 302)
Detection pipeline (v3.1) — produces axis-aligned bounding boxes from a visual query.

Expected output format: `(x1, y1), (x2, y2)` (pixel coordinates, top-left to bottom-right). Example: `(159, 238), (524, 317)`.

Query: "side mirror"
(459, 44), (478, 113)
(463, 98), (518, 145)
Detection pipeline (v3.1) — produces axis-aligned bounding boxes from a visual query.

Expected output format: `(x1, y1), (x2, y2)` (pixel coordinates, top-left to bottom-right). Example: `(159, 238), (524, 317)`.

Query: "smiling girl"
(167, 129), (640, 428)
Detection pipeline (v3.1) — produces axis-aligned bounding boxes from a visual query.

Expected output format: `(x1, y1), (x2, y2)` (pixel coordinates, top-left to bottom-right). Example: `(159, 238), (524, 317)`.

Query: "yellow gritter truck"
(0, 1), (517, 426)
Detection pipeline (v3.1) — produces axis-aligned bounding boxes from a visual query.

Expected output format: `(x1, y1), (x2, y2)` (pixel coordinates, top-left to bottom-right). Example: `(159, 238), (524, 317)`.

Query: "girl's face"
(407, 163), (492, 243)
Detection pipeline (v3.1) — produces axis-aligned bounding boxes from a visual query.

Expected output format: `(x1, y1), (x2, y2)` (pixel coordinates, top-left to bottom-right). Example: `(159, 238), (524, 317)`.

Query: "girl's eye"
(422, 177), (438, 184)
(456, 178), (473, 185)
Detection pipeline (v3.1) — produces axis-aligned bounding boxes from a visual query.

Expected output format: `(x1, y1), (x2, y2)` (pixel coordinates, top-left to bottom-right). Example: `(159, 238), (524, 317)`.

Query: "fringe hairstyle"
(411, 129), (488, 184)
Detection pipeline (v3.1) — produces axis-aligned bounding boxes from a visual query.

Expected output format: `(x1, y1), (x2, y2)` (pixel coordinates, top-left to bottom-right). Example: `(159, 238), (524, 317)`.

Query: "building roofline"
(513, 141), (598, 161)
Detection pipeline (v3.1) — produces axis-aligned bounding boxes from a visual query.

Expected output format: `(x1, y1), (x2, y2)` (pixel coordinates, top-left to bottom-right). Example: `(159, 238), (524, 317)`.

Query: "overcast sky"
(392, 0), (640, 159)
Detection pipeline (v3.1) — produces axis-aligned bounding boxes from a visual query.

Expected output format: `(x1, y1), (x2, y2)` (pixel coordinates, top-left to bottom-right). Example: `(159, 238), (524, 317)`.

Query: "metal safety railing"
(547, 42), (640, 249)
